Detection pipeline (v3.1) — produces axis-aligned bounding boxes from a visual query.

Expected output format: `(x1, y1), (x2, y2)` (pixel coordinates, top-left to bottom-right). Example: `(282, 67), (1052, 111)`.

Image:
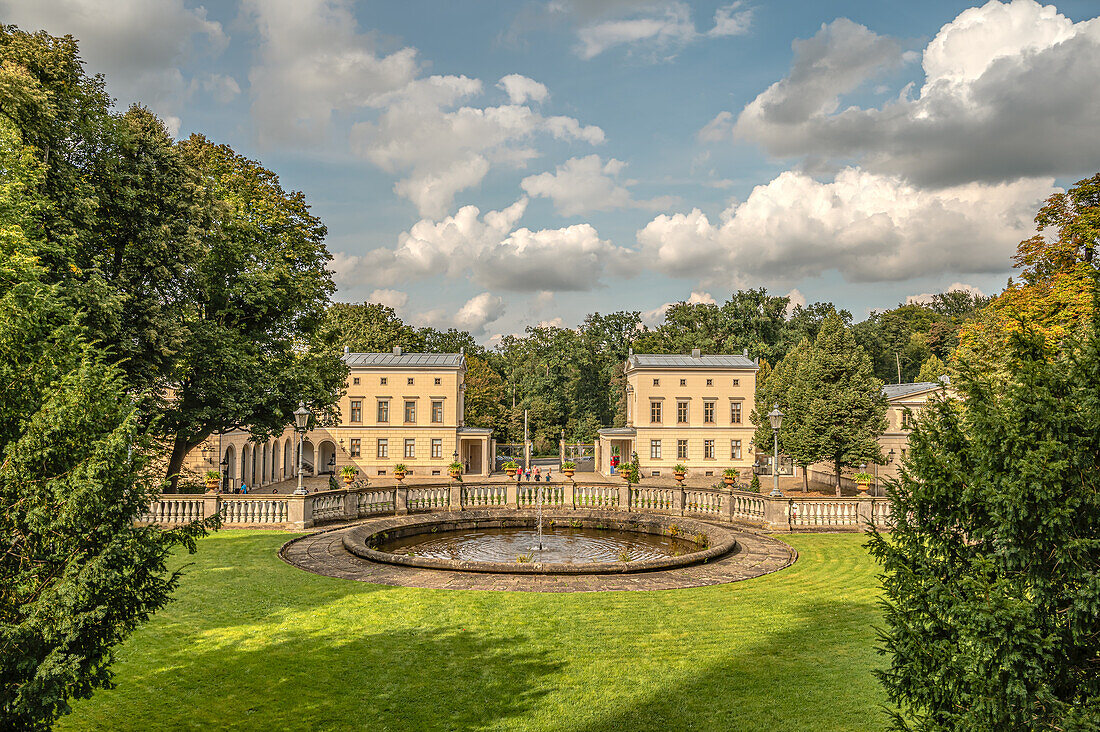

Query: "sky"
(4, 0), (1100, 343)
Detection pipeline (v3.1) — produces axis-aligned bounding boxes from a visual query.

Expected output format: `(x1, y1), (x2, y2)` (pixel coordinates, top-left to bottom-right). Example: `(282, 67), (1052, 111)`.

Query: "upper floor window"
(704, 439), (715, 459)
(404, 438), (415, 458)
(404, 400), (416, 423)
(680, 378), (686, 386)
(730, 439), (741, 460)
(730, 401), (742, 424)
(377, 400), (389, 423)
(703, 401), (715, 424)
(380, 377), (387, 386)
(652, 378), (660, 386)
(352, 377), (360, 385)
(431, 400), (443, 423)
(407, 377), (414, 386)
(732, 378), (740, 387)
(650, 400), (662, 424)
(434, 377), (442, 385)
(677, 401), (689, 424)
(650, 440), (661, 459)
(350, 400), (362, 423)
(677, 439), (688, 459)
(376, 439), (388, 458)
(706, 378), (713, 387)
(431, 438), (442, 458)
(350, 438), (361, 457)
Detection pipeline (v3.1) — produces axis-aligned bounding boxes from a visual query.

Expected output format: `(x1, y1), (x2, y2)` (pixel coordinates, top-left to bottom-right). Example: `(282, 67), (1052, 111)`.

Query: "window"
(650, 440), (662, 459)
(350, 438), (361, 457)
(706, 378), (713, 387)
(380, 377), (387, 386)
(650, 400), (662, 424)
(901, 410), (912, 429)
(652, 378), (660, 386)
(679, 378), (686, 386)
(730, 439), (741, 460)
(703, 401), (715, 423)
(377, 400), (389, 423)
(376, 439), (388, 459)
(677, 439), (688, 459)
(352, 377), (360, 385)
(434, 377), (441, 385)
(677, 401), (689, 423)
(404, 400), (416, 423)
(730, 401), (742, 424)
(404, 438), (415, 458)
(704, 439), (715, 459)
(732, 378), (739, 386)
(431, 400), (443, 423)
(350, 400), (362, 423)
(407, 377), (414, 385)
(431, 438), (442, 458)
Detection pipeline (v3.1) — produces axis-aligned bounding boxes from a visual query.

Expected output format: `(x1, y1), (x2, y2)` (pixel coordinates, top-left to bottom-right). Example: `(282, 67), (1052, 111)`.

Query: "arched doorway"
(300, 440), (315, 475)
(272, 439), (280, 482)
(223, 445), (235, 492)
(318, 440), (336, 475)
(240, 444), (251, 488)
(261, 442), (269, 485)
(284, 439), (294, 477)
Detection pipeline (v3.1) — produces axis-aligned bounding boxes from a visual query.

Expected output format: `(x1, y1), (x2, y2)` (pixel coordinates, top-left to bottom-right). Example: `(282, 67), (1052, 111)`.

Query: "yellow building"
(182, 347), (491, 490)
(597, 349), (758, 479)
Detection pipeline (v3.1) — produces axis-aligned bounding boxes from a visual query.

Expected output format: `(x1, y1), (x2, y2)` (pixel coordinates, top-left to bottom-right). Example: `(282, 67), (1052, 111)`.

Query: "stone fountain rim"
(341, 509), (739, 575)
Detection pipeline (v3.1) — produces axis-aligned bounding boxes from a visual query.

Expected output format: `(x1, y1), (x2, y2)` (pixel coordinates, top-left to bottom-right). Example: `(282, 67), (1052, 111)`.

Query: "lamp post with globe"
(293, 402), (311, 495)
(767, 404), (784, 497)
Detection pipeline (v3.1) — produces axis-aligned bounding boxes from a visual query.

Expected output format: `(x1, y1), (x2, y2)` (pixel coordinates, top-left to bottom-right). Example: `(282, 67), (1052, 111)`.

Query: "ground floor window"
(730, 439), (741, 459)
(431, 438), (442, 458)
(650, 439), (661, 459)
(704, 439), (715, 459)
(376, 439), (388, 459)
(677, 439), (688, 459)
(404, 438), (415, 458)
(350, 438), (361, 457)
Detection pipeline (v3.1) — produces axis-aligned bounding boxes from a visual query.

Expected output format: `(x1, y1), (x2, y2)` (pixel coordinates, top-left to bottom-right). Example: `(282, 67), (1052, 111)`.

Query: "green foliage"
(749, 474), (761, 493)
(393, 464), (408, 474)
(673, 464), (687, 473)
(339, 465), (357, 479)
(915, 354), (948, 384)
(851, 471), (873, 483)
(448, 461), (464, 472)
(502, 461), (518, 471)
(561, 461), (576, 470)
(868, 304), (1100, 731)
(722, 468), (738, 479)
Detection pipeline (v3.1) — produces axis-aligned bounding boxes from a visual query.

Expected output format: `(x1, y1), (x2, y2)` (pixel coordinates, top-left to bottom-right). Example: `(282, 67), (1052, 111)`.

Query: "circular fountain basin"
(341, 510), (740, 574)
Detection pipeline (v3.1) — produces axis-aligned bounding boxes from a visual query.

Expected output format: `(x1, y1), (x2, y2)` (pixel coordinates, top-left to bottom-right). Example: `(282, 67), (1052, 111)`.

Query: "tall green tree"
(753, 338), (821, 491)
(868, 309), (1100, 731)
(322, 302), (425, 353)
(797, 313), (887, 495)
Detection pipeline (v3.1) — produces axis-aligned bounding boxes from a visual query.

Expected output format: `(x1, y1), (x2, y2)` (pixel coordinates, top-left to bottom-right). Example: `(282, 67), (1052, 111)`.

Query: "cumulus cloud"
(725, 1), (1100, 186)
(906, 283), (985, 306)
(243, 0), (419, 145)
(195, 73), (241, 104)
(334, 198), (637, 292)
(2, 0), (226, 131)
(413, 292), (506, 335)
(520, 155), (675, 216)
(350, 75), (604, 217)
(637, 167), (1051, 286)
(367, 289), (409, 309)
(784, 288), (807, 317)
(497, 74), (549, 104)
(642, 290), (717, 327)
(574, 1), (751, 59)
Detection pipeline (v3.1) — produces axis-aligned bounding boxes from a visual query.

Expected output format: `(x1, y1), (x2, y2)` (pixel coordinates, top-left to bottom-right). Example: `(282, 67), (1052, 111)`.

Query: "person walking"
(534, 466), (541, 482)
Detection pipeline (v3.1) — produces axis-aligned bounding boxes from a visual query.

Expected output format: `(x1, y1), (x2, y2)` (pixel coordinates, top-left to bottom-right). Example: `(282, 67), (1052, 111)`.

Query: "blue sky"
(5, 0), (1100, 342)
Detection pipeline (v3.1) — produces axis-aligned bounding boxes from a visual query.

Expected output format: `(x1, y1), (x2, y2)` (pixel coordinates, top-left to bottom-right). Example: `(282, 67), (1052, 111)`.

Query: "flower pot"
(449, 469), (462, 480)
(205, 479), (219, 492)
(723, 477), (735, 487)
(856, 480), (871, 495)
(394, 471), (406, 482)
(343, 476), (354, 486)
(563, 469), (575, 478)
(505, 468), (516, 478)
(674, 471), (685, 483)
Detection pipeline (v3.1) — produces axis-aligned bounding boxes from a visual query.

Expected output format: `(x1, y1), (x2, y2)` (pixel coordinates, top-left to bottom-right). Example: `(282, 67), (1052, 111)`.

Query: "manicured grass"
(58, 531), (888, 731)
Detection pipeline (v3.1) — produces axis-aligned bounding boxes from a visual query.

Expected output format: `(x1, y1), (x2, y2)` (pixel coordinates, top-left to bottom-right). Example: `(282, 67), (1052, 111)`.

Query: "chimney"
(393, 345), (402, 356)
(691, 348), (701, 358)
(742, 348), (748, 357)
(460, 346), (464, 355)
(628, 347), (633, 357)
(343, 345), (350, 355)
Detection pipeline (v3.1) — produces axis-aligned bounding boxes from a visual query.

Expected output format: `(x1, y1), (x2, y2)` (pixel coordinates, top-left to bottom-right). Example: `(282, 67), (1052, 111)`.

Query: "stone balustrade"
(141, 481), (893, 532)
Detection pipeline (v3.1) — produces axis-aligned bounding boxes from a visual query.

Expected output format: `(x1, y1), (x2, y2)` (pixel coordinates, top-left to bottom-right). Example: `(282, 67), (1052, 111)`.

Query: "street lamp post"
(767, 404), (784, 497)
(293, 401), (310, 495)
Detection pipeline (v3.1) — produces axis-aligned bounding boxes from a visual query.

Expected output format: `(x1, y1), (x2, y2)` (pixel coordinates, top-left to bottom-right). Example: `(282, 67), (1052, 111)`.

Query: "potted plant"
(673, 464), (687, 484)
(722, 467), (738, 488)
(503, 460), (518, 478)
(204, 470), (221, 492)
(853, 470), (874, 494)
(448, 461), (464, 480)
(393, 463), (408, 482)
(748, 473), (761, 493)
(621, 460), (639, 485)
(339, 465), (358, 486)
(561, 461), (576, 479)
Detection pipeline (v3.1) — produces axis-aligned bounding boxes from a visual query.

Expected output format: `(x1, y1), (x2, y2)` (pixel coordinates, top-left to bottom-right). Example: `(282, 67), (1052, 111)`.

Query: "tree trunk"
(834, 460), (842, 497)
(164, 433), (197, 493)
(802, 464), (809, 493)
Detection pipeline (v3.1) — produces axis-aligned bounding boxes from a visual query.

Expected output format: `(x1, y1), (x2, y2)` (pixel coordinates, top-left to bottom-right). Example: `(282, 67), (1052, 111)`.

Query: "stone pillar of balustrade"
(722, 490), (735, 523)
(343, 490), (358, 521)
(618, 481), (631, 510)
(563, 480), (575, 508)
(675, 486), (686, 516)
(762, 495), (789, 531)
(505, 479), (518, 508)
(202, 493), (221, 524)
(287, 494), (313, 530)
(449, 482), (464, 511)
(856, 496), (874, 529)
(395, 485), (408, 515)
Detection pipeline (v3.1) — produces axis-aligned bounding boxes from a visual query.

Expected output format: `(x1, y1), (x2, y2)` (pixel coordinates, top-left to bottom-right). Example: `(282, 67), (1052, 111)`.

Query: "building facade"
(182, 348), (491, 490)
(597, 350), (758, 479)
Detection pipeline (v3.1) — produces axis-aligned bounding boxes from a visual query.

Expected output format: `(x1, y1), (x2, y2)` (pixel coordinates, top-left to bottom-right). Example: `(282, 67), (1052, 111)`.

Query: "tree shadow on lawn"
(576, 599), (888, 732)
(79, 625), (566, 731)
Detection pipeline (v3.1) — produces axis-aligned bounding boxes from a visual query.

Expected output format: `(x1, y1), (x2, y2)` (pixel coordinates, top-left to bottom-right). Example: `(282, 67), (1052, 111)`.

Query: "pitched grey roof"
(883, 381), (945, 400)
(628, 353), (757, 370)
(343, 352), (463, 368)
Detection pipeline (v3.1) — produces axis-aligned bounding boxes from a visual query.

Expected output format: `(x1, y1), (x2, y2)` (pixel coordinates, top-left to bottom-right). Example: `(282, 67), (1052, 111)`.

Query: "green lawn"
(58, 531), (888, 731)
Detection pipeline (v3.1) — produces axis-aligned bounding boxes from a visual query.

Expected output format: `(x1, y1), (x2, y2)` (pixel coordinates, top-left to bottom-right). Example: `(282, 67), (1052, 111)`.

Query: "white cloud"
(2, 0), (226, 130)
(367, 289), (409, 309)
(243, 0), (419, 145)
(497, 74), (549, 104)
(537, 317), (567, 329)
(520, 155), (675, 216)
(637, 167), (1052, 286)
(351, 75), (604, 217)
(784, 288), (807, 317)
(727, 1), (1100, 186)
(906, 283), (985, 306)
(413, 292), (506, 335)
(195, 73), (241, 104)
(334, 198), (636, 292)
(642, 290), (716, 327)
(574, 0), (750, 59)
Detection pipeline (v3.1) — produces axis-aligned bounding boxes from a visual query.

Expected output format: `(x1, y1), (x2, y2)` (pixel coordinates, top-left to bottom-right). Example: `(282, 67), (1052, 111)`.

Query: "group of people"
(516, 465), (551, 482)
